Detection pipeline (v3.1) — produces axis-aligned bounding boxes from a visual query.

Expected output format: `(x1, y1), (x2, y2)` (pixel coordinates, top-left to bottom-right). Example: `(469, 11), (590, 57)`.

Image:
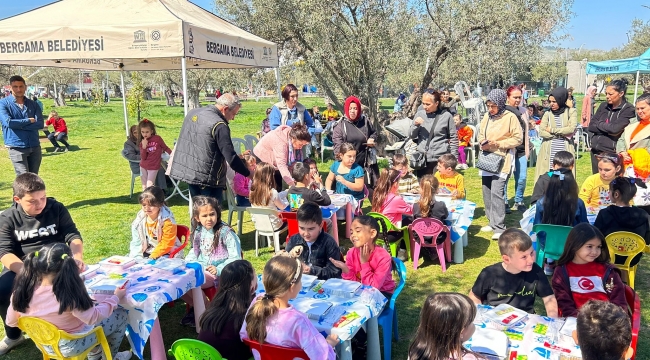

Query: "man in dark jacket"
(0, 173), (83, 354)
(285, 204), (342, 280)
(170, 93), (250, 202)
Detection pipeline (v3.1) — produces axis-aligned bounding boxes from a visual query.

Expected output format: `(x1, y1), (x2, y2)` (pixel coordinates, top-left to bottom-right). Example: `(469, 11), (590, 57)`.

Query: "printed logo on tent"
(263, 47), (267, 55)
(188, 28), (194, 54)
(151, 30), (161, 42)
(134, 30), (147, 43)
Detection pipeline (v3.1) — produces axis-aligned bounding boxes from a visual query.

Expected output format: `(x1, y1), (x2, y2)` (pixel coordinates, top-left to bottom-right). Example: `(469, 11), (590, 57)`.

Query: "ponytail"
(417, 175), (439, 218)
(371, 168), (401, 213)
(11, 252), (40, 313)
(53, 254), (94, 314)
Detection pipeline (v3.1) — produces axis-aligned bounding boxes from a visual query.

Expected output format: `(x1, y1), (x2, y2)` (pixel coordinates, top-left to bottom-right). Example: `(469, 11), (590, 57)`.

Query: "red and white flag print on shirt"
(566, 262), (610, 309)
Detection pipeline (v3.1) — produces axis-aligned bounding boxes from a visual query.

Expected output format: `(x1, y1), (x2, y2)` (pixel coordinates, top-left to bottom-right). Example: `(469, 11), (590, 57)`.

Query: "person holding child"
(575, 300), (634, 360)
(181, 196), (243, 327)
(579, 152), (623, 208)
(454, 114), (473, 170)
(44, 110), (71, 152)
(326, 143), (365, 201)
(6, 243), (132, 360)
(551, 223), (627, 318)
(233, 154), (256, 207)
(129, 186), (180, 259)
(240, 256), (338, 360)
(435, 154), (465, 200)
(469, 228), (558, 317)
(285, 203), (342, 280)
(199, 260), (256, 360)
(137, 119), (172, 191)
(0, 173), (84, 354)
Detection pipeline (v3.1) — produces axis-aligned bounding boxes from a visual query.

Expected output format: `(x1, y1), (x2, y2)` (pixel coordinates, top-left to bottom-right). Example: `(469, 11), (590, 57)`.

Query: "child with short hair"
(249, 162), (289, 231)
(575, 300), (634, 360)
(551, 223), (627, 318)
(531, 150), (575, 205)
(285, 203), (342, 280)
(233, 154), (257, 207)
(138, 119), (172, 190)
(392, 154), (420, 194)
(240, 256), (338, 360)
(287, 162), (331, 208)
(129, 186), (180, 259)
(181, 196), (243, 326)
(435, 154), (465, 200)
(454, 114), (473, 170)
(371, 168), (413, 225)
(408, 293), (481, 360)
(580, 153), (623, 208)
(469, 228), (558, 317)
(45, 110), (71, 152)
(7, 243), (132, 360)
(325, 143), (365, 200)
(330, 216), (395, 296)
(302, 158), (320, 191)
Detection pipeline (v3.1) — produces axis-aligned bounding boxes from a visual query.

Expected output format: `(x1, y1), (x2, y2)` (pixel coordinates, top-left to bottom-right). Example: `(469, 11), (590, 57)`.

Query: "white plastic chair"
(320, 130), (334, 162)
(225, 182), (246, 236)
(232, 138), (247, 155)
(466, 124), (478, 168)
(246, 207), (288, 256)
(244, 134), (258, 151)
(121, 151), (140, 198)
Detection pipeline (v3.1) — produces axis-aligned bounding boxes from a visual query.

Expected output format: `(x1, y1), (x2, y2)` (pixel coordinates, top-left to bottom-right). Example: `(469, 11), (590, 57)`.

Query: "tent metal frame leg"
(120, 71), (128, 138)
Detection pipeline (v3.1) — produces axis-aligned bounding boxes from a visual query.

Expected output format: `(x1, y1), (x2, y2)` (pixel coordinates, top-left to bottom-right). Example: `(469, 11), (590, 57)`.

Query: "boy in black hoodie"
(530, 151), (575, 205)
(0, 173), (83, 354)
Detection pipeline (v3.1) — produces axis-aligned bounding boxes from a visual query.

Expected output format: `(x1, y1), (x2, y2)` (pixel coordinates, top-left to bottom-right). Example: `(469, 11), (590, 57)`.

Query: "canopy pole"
(275, 67), (282, 101)
(120, 71), (129, 138)
(79, 70), (83, 102)
(181, 57), (188, 116)
(634, 70), (640, 102)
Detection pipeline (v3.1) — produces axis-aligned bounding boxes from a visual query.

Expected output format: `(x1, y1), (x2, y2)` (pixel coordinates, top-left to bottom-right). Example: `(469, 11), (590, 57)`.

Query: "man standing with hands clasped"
(0, 75), (44, 176)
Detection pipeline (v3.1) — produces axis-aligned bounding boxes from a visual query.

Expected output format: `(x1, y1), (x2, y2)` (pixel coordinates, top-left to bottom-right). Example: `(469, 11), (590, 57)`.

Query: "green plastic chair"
(368, 212), (411, 261)
(532, 224), (573, 267)
(168, 339), (227, 360)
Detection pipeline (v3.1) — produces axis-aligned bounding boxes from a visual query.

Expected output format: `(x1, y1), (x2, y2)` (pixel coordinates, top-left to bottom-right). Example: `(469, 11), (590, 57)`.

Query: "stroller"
(384, 117), (418, 166)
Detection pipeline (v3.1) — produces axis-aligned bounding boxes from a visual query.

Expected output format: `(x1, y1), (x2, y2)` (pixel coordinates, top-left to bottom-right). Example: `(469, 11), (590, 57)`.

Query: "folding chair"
(161, 162), (190, 201)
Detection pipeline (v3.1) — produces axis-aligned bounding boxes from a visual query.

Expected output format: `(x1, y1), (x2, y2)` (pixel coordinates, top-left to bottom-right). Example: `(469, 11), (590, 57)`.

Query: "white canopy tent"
(0, 0), (279, 135)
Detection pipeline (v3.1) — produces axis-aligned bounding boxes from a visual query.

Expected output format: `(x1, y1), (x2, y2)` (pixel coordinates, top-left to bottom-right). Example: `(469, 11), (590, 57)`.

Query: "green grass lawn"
(0, 95), (648, 360)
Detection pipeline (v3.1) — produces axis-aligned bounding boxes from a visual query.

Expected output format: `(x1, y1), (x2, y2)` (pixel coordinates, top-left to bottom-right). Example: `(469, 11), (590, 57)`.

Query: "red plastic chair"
(408, 218), (451, 272)
(280, 212), (328, 245)
(169, 225), (190, 258)
(626, 285), (640, 360)
(242, 338), (309, 360)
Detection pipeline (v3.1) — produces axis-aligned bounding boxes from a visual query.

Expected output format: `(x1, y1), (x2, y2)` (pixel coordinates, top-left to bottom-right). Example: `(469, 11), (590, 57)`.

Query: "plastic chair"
(18, 316), (113, 360)
(625, 285), (641, 360)
(377, 257), (407, 360)
(605, 231), (646, 289)
(225, 182), (245, 236)
(244, 134), (258, 150)
(231, 138), (247, 155)
(320, 130), (334, 162)
(246, 207), (288, 256)
(168, 339), (225, 360)
(120, 151), (140, 198)
(355, 185), (369, 215)
(169, 225), (190, 258)
(408, 218), (451, 272)
(242, 338), (308, 360)
(532, 224), (572, 267)
(368, 212), (411, 261)
(466, 124), (478, 167)
(279, 211), (328, 245)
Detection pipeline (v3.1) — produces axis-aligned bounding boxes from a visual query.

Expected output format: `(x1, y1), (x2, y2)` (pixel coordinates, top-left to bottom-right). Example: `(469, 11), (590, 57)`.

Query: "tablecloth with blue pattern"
(401, 196), (476, 244)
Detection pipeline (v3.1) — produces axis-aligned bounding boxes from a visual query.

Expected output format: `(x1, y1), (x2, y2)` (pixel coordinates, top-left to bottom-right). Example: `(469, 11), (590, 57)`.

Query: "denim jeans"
(7, 146), (42, 175)
(504, 155), (528, 204)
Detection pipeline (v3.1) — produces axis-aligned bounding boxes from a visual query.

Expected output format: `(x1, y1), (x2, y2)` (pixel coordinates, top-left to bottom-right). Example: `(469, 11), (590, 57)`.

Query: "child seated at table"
(392, 154), (420, 194)
(579, 152), (623, 209)
(7, 243), (132, 360)
(435, 154), (465, 200)
(129, 186), (180, 259)
(534, 170), (588, 226)
(469, 228), (558, 317)
(371, 168), (413, 225)
(284, 203), (342, 280)
(411, 175), (449, 249)
(325, 143), (365, 201)
(287, 162), (335, 236)
(303, 158), (321, 191)
(575, 300), (634, 360)
(180, 196), (243, 327)
(594, 177), (650, 253)
(250, 162), (289, 231)
(240, 256), (338, 360)
(199, 260), (256, 360)
(330, 216), (396, 297)
(531, 150), (574, 205)
(233, 154), (257, 207)
(408, 293), (481, 360)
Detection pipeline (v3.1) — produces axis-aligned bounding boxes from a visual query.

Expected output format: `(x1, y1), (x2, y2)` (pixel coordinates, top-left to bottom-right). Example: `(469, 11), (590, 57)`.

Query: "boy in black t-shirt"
(469, 228), (558, 316)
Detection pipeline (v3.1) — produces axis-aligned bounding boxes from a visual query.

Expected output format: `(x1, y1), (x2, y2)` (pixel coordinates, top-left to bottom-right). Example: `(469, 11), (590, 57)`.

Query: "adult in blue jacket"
(0, 75), (44, 175)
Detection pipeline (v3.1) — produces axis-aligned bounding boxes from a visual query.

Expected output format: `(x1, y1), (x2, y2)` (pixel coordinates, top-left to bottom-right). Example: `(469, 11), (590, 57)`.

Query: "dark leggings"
(590, 150), (601, 174)
(0, 270), (21, 340)
(416, 161), (438, 178)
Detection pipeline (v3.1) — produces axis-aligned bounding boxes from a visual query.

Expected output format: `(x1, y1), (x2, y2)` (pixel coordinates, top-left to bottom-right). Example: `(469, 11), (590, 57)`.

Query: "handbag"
(476, 118), (505, 174)
(410, 114), (440, 170)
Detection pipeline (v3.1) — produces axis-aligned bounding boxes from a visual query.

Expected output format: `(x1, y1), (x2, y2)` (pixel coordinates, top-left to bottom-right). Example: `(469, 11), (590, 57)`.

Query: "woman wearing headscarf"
(581, 85), (598, 150)
(332, 96), (379, 188)
(478, 89), (522, 239)
(534, 87), (578, 181)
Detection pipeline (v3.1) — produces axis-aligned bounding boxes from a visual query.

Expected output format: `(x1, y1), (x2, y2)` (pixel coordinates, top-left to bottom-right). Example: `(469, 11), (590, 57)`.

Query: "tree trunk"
(144, 87), (152, 100)
(187, 88), (201, 110)
(113, 84), (122, 98)
(56, 90), (67, 107)
(164, 88), (176, 106)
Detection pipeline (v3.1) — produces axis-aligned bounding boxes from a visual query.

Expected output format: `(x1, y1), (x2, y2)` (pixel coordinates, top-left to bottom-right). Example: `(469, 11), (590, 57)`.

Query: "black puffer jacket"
(588, 99), (636, 153)
(170, 106), (249, 188)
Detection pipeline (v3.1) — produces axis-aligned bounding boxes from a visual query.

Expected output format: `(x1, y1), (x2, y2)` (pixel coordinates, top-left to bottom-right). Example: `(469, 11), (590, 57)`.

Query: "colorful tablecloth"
(84, 260), (205, 359)
(401, 196), (476, 244)
(467, 305), (581, 359)
(255, 276), (387, 341)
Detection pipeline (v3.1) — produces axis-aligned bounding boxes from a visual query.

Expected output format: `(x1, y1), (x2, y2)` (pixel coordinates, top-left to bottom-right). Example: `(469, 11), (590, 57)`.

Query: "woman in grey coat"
(122, 125), (168, 192)
(409, 90), (459, 176)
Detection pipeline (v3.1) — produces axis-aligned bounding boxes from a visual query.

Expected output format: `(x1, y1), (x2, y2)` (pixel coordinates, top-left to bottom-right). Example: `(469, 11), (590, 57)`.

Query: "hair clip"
(291, 258), (301, 284)
(392, 170), (403, 183)
(61, 254), (68, 259)
(34, 251), (39, 257)
(262, 293), (275, 300)
(143, 118), (149, 123)
(552, 171), (565, 181)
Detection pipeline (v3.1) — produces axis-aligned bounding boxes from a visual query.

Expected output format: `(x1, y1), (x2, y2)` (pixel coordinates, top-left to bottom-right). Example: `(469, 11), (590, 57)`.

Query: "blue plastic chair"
(377, 257), (406, 360)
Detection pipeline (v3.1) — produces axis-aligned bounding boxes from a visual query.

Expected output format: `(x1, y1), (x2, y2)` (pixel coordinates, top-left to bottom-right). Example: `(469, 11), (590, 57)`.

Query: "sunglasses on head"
(595, 153), (621, 165)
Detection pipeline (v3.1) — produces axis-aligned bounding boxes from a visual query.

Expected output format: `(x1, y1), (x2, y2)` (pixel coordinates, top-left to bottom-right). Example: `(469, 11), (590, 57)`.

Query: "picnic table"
(84, 259), (206, 360)
(255, 275), (387, 360)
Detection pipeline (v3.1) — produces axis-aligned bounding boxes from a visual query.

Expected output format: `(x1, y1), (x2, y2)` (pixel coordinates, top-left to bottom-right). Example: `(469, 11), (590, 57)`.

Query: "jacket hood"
(608, 205), (650, 229)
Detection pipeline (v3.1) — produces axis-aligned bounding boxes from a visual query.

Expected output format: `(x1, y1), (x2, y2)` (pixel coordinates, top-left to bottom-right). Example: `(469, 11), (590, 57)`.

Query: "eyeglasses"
(485, 104), (499, 109)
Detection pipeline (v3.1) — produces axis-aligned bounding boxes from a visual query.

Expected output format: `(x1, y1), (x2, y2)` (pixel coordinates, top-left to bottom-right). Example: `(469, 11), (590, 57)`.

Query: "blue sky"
(1, 0), (648, 52)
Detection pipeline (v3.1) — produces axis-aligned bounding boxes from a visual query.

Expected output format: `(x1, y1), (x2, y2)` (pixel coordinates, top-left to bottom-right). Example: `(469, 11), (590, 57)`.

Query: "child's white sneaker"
(0, 335), (25, 355)
(114, 350), (133, 360)
(480, 225), (493, 233)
